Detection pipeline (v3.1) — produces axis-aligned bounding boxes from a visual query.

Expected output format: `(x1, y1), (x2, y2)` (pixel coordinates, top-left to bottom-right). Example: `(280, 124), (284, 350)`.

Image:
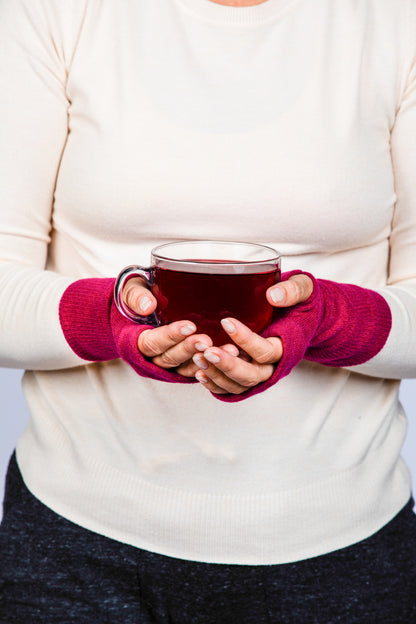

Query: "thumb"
(267, 274), (314, 308)
(122, 277), (157, 316)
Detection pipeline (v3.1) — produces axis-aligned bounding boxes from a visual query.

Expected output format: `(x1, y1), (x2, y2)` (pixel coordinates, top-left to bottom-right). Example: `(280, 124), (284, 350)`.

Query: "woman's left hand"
(192, 273), (313, 395)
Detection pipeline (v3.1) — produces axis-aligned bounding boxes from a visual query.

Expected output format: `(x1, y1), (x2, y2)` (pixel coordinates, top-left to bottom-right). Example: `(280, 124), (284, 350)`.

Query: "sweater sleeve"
(214, 13), (416, 402)
(346, 11), (416, 381)
(216, 59), (416, 402)
(0, 0), (89, 370)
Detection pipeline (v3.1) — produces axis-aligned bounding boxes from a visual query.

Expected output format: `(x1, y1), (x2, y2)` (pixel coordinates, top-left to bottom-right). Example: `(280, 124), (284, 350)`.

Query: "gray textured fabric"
(1, 452), (416, 623)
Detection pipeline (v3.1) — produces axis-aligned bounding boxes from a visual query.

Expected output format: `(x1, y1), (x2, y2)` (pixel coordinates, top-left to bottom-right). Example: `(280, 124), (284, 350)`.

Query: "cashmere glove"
(215, 270), (393, 403)
(59, 277), (196, 385)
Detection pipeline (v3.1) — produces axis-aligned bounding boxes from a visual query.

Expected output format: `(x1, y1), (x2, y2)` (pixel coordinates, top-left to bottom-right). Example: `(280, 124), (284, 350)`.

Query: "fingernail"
(195, 342), (210, 351)
(221, 319), (236, 334)
(192, 354), (208, 370)
(180, 324), (195, 336)
(204, 351), (221, 364)
(227, 346), (239, 357)
(139, 295), (152, 312)
(195, 371), (208, 383)
(270, 287), (285, 304)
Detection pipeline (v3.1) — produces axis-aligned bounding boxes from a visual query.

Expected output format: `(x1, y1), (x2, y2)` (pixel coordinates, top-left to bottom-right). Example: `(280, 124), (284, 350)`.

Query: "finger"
(199, 347), (274, 390)
(195, 370), (242, 395)
(267, 274), (313, 307)
(123, 277), (157, 316)
(176, 359), (200, 377)
(174, 339), (217, 377)
(189, 345), (238, 378)
(138, 321), (197, 358)
(192, 353), (245, 392)
(220, 318), (282, 365)
(152, 334), (213, 369)
(221, 344), (240, 356)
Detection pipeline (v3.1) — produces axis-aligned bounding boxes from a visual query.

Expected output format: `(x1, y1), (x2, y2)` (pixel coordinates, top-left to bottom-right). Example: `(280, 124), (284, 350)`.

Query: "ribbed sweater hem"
(16, 424), (411, 565)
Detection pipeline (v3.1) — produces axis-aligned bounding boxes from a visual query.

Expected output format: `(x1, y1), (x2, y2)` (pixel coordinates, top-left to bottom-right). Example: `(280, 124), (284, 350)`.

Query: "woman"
(1, 0), (416, 621)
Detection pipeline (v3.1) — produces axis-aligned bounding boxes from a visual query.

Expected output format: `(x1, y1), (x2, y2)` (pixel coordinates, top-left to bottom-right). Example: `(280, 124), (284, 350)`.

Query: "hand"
(192, 273), (313, 394)
(122, 277), (238, 377)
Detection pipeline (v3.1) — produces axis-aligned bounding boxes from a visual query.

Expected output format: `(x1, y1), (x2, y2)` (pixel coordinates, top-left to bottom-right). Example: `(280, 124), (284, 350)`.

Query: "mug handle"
(114, 265), (158, 325)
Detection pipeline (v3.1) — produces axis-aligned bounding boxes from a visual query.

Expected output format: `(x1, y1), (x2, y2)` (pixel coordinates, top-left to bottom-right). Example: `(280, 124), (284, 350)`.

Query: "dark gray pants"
(1, 452), (416, 623)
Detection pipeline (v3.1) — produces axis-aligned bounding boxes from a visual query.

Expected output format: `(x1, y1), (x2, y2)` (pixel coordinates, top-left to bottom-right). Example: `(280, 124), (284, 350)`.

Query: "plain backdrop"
(1, 368), (415, 521)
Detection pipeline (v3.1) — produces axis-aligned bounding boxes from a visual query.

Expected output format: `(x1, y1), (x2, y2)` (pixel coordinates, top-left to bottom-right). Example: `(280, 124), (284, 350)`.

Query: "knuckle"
(123, 281), (148, 311)
(288, 274), (313, 302)
(123, 287), (140, 312)
(158, 351), (178, 368)
(303, 275), (314, 299)
(208, 368), (223, 384)
(253, 338), (280, 364)
(183, 336), (198, 353)
(289, 278), (303, 301)
(244, 372), (260, 388)
(218, 360), (235, 376)
(166, 323), (184, 342)
(210, 371), (234, 390)
(254, 346), (275, 365)
(139, 330), (157, 356)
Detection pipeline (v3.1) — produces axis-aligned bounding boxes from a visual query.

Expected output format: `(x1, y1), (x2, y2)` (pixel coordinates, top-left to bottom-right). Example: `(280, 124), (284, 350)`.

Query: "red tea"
(152, 264), (280, 346)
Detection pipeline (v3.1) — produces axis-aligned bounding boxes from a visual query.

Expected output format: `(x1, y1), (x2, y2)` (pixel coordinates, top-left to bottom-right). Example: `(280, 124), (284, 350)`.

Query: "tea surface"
(153, 266), (280, 345)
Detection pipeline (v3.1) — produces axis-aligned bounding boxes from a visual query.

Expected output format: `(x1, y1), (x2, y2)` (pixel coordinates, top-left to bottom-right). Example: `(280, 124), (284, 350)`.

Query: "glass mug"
(114, 240), (282, 346)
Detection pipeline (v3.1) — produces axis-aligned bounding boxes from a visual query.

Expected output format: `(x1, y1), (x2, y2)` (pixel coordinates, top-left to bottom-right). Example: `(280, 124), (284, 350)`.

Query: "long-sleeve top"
(0, 0), (416, 565)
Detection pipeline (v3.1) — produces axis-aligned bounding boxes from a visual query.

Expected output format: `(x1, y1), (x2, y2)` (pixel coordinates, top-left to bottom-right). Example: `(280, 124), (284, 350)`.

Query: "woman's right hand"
(122, 277), (239, 377)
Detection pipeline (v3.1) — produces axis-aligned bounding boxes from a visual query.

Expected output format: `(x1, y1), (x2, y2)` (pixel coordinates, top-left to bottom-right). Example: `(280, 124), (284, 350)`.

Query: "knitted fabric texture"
(58, 272), (392, 399)
(216, 270), (393, 403)
(58, 278), (196, 385)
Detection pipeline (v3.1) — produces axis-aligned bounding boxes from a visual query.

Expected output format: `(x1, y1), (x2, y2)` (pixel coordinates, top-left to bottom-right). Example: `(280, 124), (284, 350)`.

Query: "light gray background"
(1, 368), (415, 520)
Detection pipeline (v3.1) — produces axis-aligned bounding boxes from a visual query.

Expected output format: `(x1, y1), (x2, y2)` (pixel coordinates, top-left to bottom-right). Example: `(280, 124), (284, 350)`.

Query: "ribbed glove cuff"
(59, 278), (196, 385)
(215, 270), (392, 403)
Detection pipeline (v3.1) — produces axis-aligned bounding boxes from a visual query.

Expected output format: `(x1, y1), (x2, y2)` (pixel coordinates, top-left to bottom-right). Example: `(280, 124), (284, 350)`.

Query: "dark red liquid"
(152, 265), (280, 346)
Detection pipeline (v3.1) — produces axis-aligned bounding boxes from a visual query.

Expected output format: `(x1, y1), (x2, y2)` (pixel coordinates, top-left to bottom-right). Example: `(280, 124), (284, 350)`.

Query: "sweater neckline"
(174, 0), (301, 26)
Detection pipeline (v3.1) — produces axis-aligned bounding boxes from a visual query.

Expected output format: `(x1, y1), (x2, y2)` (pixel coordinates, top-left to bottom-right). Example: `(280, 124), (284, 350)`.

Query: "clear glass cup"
(114, 240), (281, 345)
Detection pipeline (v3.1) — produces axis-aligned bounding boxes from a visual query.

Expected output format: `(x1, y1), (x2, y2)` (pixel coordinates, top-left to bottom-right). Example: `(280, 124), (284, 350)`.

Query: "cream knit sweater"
(0, 0), (416, 564)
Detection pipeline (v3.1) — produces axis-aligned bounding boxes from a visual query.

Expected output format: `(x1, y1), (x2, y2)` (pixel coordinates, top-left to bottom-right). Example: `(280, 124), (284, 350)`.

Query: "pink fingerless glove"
(216, 270), (393, 403)
(58, 278), (196, 385)
(59, 273), (392, 400)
